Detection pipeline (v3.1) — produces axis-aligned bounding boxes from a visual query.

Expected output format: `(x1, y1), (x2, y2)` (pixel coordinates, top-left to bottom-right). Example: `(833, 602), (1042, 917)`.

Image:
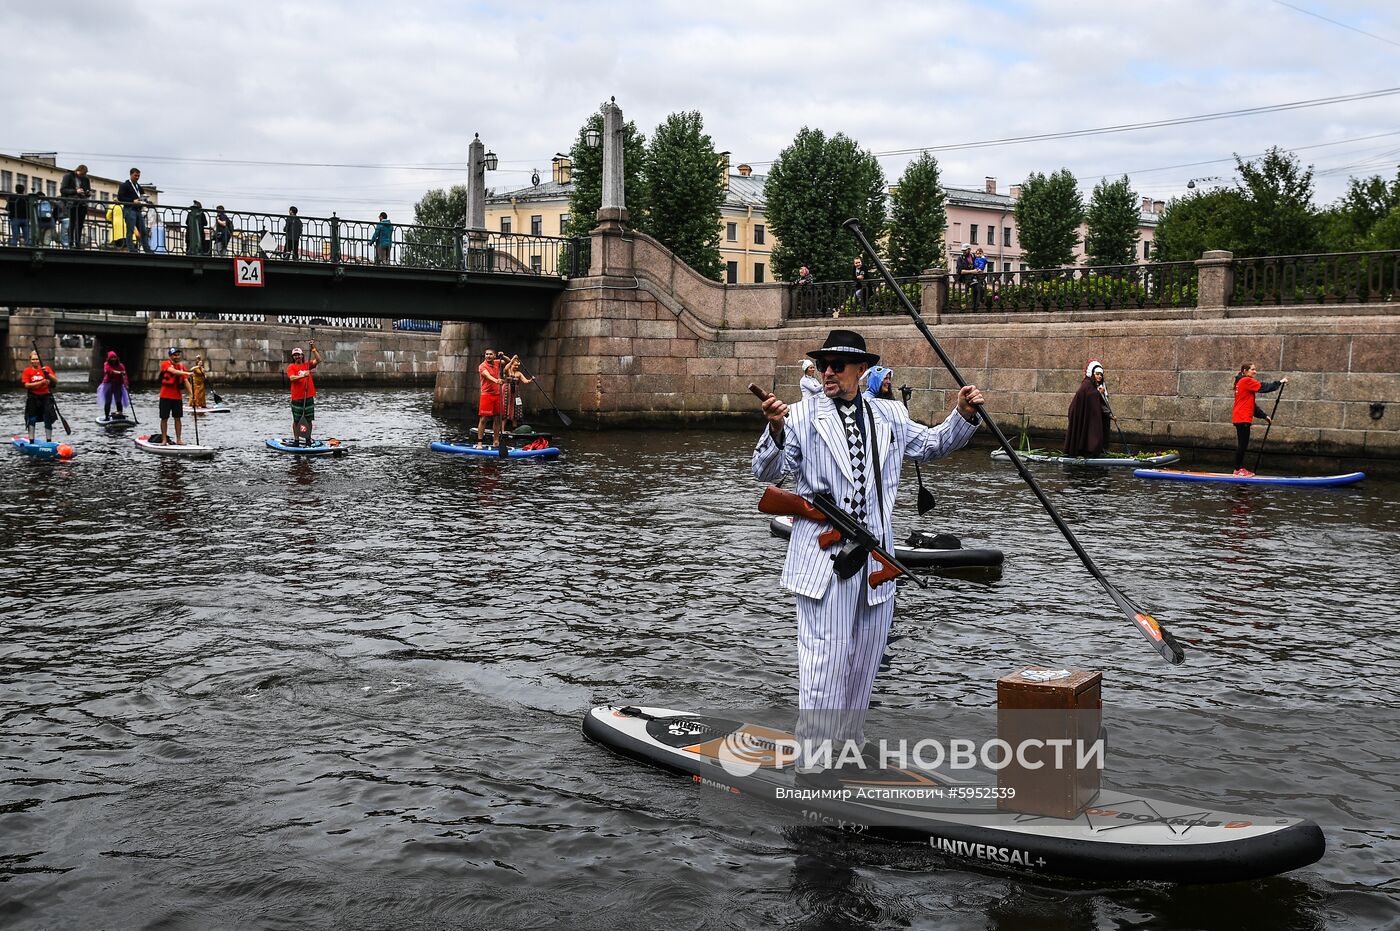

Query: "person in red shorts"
(1232, 362), (1288, 476)
(21, 350), (59, 442)
(475, 348), (503, 448)
(157, 347), (192, 445)
(288, 342), (321, 446)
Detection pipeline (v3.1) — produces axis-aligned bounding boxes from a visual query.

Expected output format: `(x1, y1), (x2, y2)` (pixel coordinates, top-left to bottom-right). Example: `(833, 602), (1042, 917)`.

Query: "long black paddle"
(1252, 382), (1286, 473)
(1101, 395), (1134, 455)
(30, 341), (72, 436)
(844, 218), (1185, 666)
(518, 364), (573, 427)
(898, 385), (937, 515)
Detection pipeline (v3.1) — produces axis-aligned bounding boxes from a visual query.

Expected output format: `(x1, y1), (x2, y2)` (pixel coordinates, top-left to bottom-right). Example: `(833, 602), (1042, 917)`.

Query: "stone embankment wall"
(435, 226), (1399, 467)
(142, 320), (437, 385)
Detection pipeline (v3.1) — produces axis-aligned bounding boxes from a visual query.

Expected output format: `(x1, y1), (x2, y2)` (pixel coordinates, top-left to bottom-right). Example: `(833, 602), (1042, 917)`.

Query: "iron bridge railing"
(1232, 250), (1400, 305)
(949, 262), (1199, 313)
(1, 198), (592, 278)
(790, 275), (921, 319)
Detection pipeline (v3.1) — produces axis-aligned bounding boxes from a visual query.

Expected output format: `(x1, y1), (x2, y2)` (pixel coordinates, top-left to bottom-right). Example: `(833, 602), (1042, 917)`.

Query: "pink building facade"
(943, 177), (1163, 272)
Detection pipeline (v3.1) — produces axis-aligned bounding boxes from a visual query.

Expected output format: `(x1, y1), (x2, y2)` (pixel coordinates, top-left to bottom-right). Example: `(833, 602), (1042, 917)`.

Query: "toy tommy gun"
(758, 486), (927, 589)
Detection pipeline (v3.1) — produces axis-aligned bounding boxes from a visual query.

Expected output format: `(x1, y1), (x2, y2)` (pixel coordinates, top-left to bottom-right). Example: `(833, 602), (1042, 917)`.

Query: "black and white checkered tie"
(838, 399), (867, 524)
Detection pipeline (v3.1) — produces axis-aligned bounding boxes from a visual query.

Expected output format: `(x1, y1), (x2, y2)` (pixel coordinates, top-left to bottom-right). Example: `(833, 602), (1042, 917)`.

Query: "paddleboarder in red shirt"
(1232, 363), (1288, 476)
(288, 343), (321, 446)
(157, 347), (192, 445)
(21, 350), (59, 442)
(475, 349), (504, 449)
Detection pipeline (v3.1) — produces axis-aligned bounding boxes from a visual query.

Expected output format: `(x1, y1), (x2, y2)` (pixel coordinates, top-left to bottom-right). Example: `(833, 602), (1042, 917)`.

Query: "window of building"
(99, 191), (109, 202)
(1143, 240), (1151, 259)
(530, 255), (542, 273)
(500, 217), (512, 234)
(754, 224), (765, 245)
(1003, 227), (1012, 247)
(0, 171), (10, 191)
(952, 222), (961, 242)
(726, 261), (738, 284)
(754, 262), (765, 283)
(46, 180), (56, 197)
(1019, 263), (1028, 271)
(1003, 262), (1012, 272)
(726, 222), (738, 242)
(530, 215), (542, 236)
(16, 174), (27, 191)
(559, 214), (569, 235)
(969, 224), (979, 245)
(986, 226), (995, 246)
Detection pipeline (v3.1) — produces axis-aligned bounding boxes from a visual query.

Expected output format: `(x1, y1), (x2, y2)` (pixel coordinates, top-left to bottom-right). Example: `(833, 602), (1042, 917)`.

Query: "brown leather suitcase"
(996, 668), (1103, 818)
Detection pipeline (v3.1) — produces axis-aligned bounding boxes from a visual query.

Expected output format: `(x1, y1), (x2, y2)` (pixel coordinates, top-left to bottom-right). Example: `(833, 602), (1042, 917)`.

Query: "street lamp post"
(464, 133), (498, 271)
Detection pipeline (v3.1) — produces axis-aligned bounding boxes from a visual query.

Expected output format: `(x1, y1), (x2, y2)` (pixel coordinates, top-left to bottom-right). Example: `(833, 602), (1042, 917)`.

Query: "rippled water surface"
(2, 386), (1398, 930)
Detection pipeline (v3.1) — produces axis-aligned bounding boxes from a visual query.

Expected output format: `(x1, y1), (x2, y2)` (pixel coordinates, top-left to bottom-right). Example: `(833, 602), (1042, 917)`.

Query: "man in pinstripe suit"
(752, 329), (984, 782)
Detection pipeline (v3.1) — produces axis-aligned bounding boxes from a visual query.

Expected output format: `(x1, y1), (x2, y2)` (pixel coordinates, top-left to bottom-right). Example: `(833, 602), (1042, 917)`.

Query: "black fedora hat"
(807, 329), (879, 365)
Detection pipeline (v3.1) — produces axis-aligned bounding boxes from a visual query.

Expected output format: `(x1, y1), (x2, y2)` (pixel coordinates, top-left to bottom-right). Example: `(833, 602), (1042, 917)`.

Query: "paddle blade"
(1109, 587), (1187, 666)
(916, 486), (937, 516)
(555, 409), (573, 427)
(58, 414), (72, 435)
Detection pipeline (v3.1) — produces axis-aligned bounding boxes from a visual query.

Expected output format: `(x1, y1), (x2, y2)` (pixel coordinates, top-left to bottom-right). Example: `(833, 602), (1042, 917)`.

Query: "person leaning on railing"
(60, 164), (92, 249)
(117, 167), (152, 253)
(370, 212), (392, 265)
(5, 183), (30, 247)
(213, 206), (232, 255)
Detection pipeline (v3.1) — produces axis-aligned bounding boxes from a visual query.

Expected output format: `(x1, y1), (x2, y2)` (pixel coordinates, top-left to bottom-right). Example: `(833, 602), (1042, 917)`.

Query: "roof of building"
(489, 171), (770, 210)
(945, 185), (1159, 225)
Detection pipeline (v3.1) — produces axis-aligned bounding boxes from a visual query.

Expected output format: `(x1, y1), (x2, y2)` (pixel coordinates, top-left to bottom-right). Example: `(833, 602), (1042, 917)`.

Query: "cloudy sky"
(7, 0), (1397, 224)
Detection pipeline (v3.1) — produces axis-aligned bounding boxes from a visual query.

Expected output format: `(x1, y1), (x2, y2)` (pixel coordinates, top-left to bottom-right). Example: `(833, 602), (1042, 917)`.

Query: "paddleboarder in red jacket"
(1232, 363), (1288, 476)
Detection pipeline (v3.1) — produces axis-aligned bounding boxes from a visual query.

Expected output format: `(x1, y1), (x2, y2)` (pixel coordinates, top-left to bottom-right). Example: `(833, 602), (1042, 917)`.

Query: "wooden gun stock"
(758, 485), (824, 523)
(817, 527), (842, 549)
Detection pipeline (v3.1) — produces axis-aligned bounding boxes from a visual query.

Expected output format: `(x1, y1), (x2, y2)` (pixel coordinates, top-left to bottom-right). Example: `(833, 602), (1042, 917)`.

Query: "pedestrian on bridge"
(284, 207), (302, 261)
(6, 183), (30, 247)
(213, 206), (232, 255)
(60, 164), (92, 249)
(117, 168), (151, 253)
(186, 201), (209, 256)
(371, 212), (393, 265)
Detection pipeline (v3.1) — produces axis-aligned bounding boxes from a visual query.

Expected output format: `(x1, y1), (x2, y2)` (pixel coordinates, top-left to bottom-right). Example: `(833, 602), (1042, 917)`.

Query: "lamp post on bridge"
(463, 132), (498, 271)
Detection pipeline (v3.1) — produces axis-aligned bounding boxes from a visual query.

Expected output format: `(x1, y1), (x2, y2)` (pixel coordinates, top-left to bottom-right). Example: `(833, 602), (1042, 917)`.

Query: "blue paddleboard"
(1134, 468), (1365, 487)
(431, 441), (560, 459)
(265, 438), (347, 456)
(11, 436), (75, 459)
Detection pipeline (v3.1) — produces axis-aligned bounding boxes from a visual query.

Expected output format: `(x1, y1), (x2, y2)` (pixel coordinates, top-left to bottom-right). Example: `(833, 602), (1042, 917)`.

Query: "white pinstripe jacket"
(752, 394), (979, 604)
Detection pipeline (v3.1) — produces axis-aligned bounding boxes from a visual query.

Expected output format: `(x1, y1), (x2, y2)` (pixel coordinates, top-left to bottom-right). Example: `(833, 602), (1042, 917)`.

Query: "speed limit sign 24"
(234, 257), (265, 287)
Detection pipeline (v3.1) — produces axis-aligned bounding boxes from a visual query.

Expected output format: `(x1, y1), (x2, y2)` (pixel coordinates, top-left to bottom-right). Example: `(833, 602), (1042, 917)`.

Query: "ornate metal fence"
(1, 198), (591, 278)
(1232, 251), (1400, 305)
(790, 276), (921, 319)
(948, 262), (1199, 313)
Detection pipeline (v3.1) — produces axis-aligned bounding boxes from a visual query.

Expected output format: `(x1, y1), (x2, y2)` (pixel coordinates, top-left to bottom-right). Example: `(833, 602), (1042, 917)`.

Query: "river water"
(2, 386), (1397, 930)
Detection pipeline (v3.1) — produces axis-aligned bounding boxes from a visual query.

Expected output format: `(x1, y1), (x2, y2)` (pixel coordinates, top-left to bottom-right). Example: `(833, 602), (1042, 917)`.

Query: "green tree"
(886, 152), (948, 277)
(1364, 204), (1400, 250)
(1233, 147), (1319, 256)
(1319, 171), (1400, 250)
(1151, 188), (1247, 262)
(403, 184), (467, 268)
(766, 127), (886, 282)
(1084, 175), (1141, 266)
(641, 111), (725, 279)
(563, 103), (648, 240)
(1014, 169), (1085, 268)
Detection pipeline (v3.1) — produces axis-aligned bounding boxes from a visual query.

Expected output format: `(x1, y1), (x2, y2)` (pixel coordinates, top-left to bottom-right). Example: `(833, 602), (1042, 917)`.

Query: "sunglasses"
(814, 358), (851, 373)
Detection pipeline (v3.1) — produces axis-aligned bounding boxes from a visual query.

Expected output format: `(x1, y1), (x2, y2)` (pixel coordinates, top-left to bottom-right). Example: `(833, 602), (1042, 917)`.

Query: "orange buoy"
(57, 444), (75, 459)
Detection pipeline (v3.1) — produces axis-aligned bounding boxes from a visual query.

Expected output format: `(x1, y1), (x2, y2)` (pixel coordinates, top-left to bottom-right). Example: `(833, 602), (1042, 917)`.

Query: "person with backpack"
(36, 194), (58, 246)
(186, 201), (208, 256)
(213, 206), (233, 255)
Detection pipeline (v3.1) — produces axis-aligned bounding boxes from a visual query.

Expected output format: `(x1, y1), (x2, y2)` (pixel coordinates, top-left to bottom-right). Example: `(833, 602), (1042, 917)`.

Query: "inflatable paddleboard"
(431, 440), (560, 459)
(96, 414), (136, 429)
(993, 448), (1181, 467)
(12, 436), (76, 459)
(1134, 469), (1365, 487)
(768, 515), (1002, 570)
(265, 438), (347, 456)
(189, 405), (232, 416)
(583, 705), (1325, 884)
(134, 435), (216, 459)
